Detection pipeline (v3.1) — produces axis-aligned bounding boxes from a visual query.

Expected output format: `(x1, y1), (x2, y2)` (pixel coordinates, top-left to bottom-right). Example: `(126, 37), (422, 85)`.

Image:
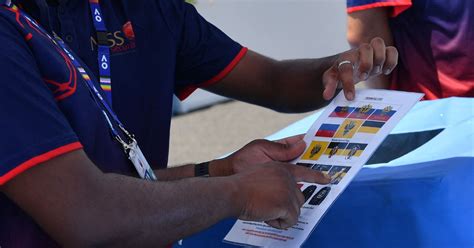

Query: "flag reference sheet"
(224, 89), (423, 248)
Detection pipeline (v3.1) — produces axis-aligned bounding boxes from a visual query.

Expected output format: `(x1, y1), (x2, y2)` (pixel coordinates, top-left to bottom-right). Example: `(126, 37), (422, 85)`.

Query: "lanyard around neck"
(88, 0), (113, 105)
(54, 34), (157, 181)
(2, 2), (157, 181)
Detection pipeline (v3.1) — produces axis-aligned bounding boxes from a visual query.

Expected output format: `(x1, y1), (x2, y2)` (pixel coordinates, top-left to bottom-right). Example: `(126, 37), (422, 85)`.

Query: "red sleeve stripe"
(347, 1), (412, 17)
(0, 142), (83, 185)
(177, 47), (249, 101)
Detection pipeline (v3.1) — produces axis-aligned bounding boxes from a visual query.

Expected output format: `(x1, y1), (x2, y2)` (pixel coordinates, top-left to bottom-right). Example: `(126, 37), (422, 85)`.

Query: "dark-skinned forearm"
(207, 51), (337, 113)
(70, 174), (239, 247)
(269, 55), (338, 113)
(155, 164), (195, 180)
(2, 150), (241, 247)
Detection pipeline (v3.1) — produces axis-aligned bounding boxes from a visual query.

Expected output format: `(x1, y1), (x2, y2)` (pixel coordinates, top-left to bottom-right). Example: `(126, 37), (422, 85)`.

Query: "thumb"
(261, 139), (306, 162)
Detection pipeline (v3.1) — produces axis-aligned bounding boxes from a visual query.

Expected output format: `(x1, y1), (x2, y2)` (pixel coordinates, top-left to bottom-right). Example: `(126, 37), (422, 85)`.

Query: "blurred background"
(169, 0), (349, 165)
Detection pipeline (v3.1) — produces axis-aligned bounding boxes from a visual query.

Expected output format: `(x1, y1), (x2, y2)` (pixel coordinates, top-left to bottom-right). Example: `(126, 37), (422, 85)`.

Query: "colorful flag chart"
(305, 104), (396, 162)
(224, 90), (423, 248)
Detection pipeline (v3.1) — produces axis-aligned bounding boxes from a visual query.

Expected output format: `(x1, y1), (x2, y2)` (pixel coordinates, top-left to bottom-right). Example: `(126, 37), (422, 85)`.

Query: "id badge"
(128, 141), (157, 181)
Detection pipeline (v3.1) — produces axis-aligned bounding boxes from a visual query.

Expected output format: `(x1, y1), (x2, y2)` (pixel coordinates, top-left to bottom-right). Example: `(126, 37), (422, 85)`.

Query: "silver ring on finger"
(337, 60), (354, 70)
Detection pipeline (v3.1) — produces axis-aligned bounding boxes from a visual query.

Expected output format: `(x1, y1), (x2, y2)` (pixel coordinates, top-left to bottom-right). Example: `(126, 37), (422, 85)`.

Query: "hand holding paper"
(225, 89), (423, 248)
(230, 161), (330, 229)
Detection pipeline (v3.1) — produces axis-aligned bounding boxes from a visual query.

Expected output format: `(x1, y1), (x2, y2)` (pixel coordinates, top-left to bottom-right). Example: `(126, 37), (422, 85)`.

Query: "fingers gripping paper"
(224, 89), (423, 248)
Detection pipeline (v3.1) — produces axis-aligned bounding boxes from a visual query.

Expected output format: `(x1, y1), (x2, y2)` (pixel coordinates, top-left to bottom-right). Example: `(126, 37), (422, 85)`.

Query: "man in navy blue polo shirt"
(0, 0), (398, 246)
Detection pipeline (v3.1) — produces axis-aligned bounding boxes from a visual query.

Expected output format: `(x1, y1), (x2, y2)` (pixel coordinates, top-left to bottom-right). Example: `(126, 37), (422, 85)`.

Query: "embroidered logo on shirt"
(90, 21), (136, 54)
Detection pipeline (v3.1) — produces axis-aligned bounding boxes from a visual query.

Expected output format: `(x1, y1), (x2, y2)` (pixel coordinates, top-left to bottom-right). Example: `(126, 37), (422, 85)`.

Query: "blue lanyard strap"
(88, 0), (113, 105)
(54, 34), (133, 150)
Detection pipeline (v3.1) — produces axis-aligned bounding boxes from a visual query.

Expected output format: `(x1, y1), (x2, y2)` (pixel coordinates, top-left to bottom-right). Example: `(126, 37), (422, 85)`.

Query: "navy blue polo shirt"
(0, 0), (246, 246)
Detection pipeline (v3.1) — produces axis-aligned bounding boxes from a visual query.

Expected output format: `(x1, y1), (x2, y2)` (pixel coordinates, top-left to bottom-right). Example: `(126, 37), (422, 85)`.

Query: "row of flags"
(317, 119), (385, 138)
(329, 105), (396, 121)
(317, 105), (396, 139)
(302, 141), (368, 161)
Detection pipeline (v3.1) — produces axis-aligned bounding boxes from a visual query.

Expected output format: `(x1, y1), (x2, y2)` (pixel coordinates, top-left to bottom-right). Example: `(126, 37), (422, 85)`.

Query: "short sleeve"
(163, 0), (247, 100)
(347, 0), (412, 17)
(0, 16), (82, 185)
